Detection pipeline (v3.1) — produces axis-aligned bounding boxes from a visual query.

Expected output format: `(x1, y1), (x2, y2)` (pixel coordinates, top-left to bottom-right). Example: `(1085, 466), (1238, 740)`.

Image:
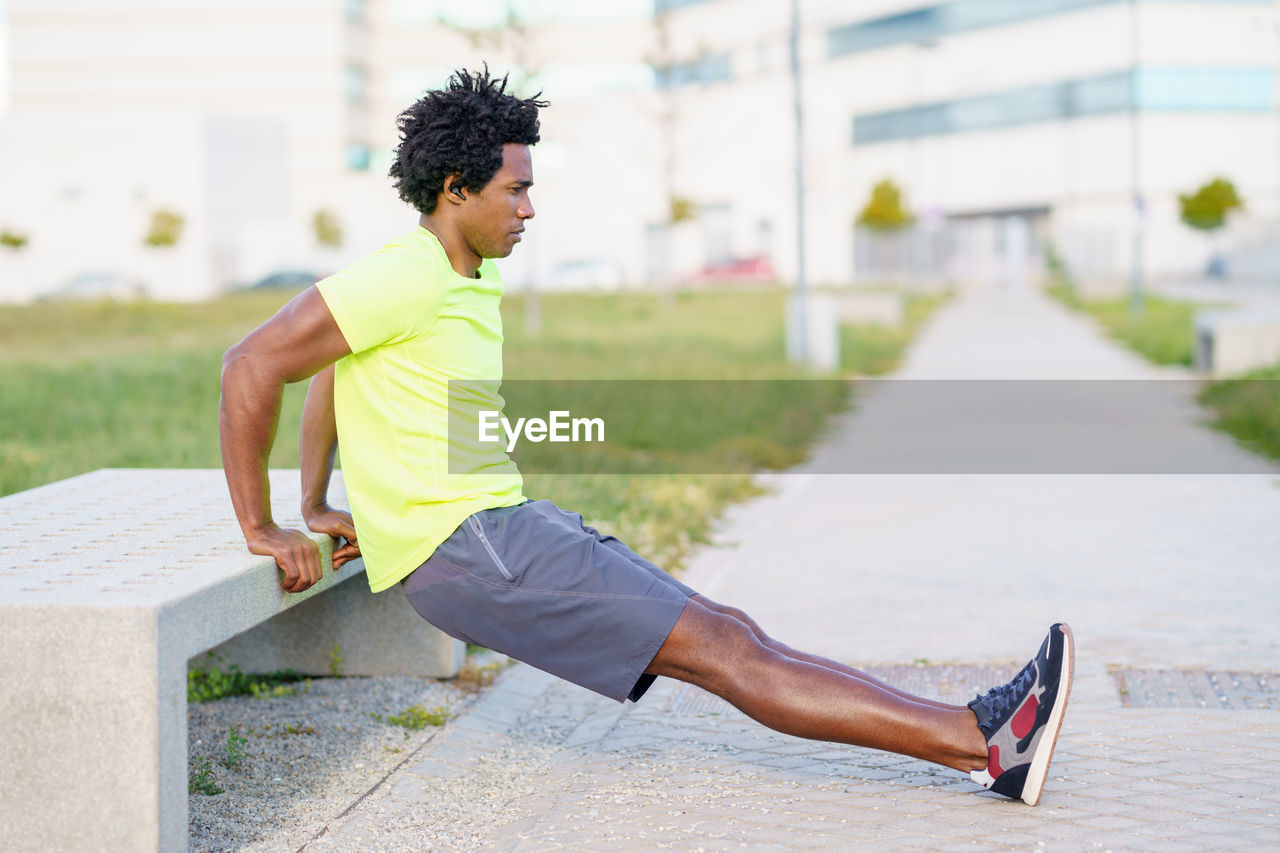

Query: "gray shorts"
(401, 499), (696, 703)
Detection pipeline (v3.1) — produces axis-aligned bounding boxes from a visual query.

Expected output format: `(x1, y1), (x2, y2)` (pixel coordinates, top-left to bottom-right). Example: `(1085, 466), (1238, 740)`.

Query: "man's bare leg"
(691, 594), (966, 712)
(647, 598), (988, 772)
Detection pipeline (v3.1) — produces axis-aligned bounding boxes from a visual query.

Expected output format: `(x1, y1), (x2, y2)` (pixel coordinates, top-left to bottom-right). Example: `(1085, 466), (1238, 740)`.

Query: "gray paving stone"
(1152, 842), (1233, 853)
(1076, 814), (1152, 832)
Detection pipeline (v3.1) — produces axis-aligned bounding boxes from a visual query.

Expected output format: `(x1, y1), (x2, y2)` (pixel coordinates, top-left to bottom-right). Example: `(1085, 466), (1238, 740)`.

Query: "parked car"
(42, 271), (149, 301)
(686, 256), (775, 284)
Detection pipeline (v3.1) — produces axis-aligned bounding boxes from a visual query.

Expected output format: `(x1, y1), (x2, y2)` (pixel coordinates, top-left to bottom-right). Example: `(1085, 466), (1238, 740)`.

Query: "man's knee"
(648, 601), (770, 688)
(691, 594), (769, 642)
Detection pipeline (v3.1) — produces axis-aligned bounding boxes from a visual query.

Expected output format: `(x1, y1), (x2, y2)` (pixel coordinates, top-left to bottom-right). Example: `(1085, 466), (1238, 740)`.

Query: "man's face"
(459, 143), (535, 260)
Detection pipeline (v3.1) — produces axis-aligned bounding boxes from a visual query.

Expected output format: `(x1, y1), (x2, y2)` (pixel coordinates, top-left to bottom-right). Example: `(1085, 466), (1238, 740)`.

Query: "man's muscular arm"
(219, 287), (352, 592)
(300, 364), (361, 570)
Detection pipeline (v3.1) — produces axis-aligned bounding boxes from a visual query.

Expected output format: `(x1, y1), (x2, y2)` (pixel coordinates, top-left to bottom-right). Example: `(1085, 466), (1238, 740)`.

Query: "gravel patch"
(187, 673), (479, 852)
(307, 742), (558, 852)
(307, 674), (593, 852)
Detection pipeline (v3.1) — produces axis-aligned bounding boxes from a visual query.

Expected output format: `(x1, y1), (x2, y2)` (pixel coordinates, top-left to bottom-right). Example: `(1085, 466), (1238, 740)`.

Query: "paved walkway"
(307, 287), (1280, 851)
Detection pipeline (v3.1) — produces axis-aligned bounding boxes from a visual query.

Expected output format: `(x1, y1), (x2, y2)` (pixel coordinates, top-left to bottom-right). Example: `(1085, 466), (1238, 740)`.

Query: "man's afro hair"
(390, 67), (548, 215)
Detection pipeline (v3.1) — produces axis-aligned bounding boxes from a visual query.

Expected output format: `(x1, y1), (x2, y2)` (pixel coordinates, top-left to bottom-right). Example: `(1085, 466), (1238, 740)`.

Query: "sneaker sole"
(1020, 622), (1074, 806)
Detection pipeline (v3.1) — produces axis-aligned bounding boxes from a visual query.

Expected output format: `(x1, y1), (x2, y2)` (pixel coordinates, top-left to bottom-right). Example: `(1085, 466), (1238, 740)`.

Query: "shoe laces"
(973, 657), (1037, 720)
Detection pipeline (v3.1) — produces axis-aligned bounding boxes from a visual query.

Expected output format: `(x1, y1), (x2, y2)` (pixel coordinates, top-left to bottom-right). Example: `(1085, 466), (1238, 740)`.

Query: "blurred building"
(0, 0), (376, 300)
(2, 0), (1276, 300)
(656, 0), (1280, 291)
(0, 0), (658, 301)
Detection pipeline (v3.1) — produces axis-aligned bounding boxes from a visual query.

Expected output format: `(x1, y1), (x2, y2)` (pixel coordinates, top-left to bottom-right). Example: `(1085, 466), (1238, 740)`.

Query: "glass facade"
(1137, 66), (1277, 111)
(853, 67), (1275, 145)
(654, 0), (721, 12)
(829, 5), (949, 55)
(344, 66), (368, 101)
(346, 142), (372, 171)
(655, 52), (732, 88)
(829, 0), (1273, 58)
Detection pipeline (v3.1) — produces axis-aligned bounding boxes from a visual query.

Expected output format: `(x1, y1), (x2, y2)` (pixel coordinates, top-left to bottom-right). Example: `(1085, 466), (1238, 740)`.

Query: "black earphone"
(451, 186), (467, 201)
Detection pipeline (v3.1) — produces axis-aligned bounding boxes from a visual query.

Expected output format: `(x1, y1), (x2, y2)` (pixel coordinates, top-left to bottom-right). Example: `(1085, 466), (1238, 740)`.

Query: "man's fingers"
(282, 550), (310, 591)
(305, 508), (358, 575)
(302, 538), (322, 588)
(279, 555), (303, 591)
(332, 541), (362, 569)
(277, 535), (322, 593)
(246, 525), (326, 593)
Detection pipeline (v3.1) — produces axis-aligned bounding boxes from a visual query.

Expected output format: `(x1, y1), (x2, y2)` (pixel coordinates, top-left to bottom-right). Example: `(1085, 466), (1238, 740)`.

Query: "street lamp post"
(788, 0), (809, 364)
(1129, 0), (1145, 316)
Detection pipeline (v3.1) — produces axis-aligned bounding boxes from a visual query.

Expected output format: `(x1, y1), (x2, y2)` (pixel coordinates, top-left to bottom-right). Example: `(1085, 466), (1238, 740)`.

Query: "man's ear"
(443, 175), (467, 204)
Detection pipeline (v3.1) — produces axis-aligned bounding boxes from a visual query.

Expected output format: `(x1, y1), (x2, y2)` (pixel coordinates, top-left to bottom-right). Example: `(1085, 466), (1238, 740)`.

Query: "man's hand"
(247, 523), (325, 593)
(304, 504), (362, 570)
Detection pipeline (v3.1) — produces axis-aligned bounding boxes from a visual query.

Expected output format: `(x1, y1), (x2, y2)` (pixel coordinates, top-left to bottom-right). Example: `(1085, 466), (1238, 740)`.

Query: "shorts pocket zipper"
(467, 516), (514, 581)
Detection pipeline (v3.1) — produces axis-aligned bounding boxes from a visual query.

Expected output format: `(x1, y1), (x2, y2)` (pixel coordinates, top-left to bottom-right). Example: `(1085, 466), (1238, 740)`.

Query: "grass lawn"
(1198, 365), (1280, 462)
(1, 286), (944, 571)
(838, 290), (949, 376)
(0, 291), (313, 496)
(1046, 282), (1280, 463)
(1046, 283), (1199, 366)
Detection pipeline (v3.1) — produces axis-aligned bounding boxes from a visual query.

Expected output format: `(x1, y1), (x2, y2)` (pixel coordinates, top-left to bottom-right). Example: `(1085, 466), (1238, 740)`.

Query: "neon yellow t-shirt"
(316, 227), (525, 592)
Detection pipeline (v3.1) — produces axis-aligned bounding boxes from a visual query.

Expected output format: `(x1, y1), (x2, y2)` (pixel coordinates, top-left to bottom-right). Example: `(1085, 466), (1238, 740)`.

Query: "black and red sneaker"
(968, 622), (1074, 805)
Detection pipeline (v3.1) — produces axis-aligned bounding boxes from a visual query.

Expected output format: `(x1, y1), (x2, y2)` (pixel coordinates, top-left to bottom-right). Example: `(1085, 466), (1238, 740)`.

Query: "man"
(220, 68), (1073, 806)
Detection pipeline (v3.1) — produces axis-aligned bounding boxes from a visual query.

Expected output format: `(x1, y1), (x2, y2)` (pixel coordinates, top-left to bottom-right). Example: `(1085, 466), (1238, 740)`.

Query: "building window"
(1070, 72), (1132, 116)
(345, 66), (368, 101)
(654, 0), (721, 12)
(830, 0), (1277, 59)
(829, 6), (943, 57)
(347, 143), (372, 171)
(853, 66), (1273, 145)
(829, 0), (1112, 58)
(654, 52), (731, 89)
(1137, 66), (1274, 112)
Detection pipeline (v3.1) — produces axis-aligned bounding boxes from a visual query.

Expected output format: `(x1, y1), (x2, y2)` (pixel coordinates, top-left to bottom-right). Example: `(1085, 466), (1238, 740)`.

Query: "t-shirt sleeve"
(316, 249), (449, 354)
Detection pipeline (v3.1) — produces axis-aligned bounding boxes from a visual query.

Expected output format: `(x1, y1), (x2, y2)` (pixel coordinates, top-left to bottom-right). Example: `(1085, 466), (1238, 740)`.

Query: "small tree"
(1179, 177), (1243, 277)
(669, 196), (696, 224)
(856, 179), (915, 231)
(144, 210), (184, 247)
(1179, 177), (1243, 231)
(0, 229), (29, 250)
(313, 209), (343, 248)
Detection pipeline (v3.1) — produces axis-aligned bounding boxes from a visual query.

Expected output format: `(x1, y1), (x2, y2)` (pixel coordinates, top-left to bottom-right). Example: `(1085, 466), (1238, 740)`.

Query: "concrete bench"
(0, 468), (462, 852)
(1195, 309), (1280, 377)
(836, 289), (906, 327)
